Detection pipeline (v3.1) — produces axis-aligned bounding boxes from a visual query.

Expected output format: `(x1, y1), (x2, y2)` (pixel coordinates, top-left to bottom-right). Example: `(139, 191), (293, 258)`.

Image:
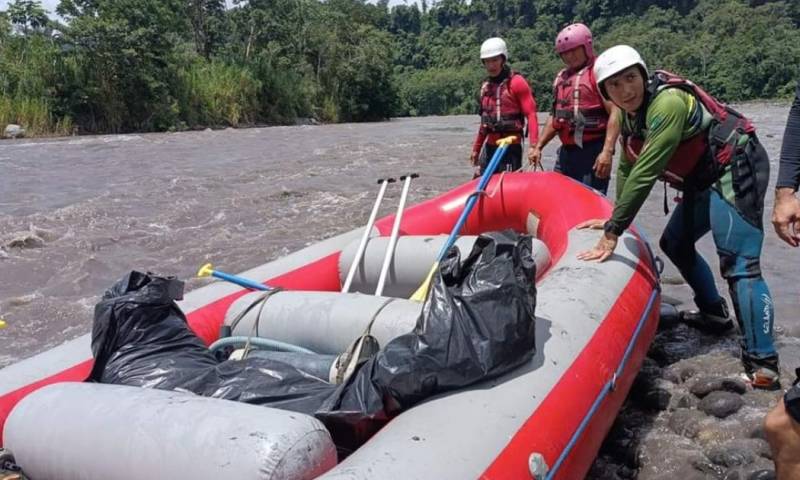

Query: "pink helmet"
(555, 23), (594, 59)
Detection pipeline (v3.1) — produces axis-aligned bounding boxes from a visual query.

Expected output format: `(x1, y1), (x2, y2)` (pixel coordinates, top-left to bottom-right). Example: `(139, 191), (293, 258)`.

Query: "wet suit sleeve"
(605, 93), (687, 235)
(511, 75), (539, 145)
(616, 148), (633, 203)
(613, 110), (632, 202)
(777, 81), (800, 190)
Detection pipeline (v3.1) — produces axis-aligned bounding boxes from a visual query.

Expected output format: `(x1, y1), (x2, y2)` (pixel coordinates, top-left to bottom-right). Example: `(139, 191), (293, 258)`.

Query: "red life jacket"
(479, 71), (525, 134)
(552, 62), (608, 147)
(622, 70), (755, 189)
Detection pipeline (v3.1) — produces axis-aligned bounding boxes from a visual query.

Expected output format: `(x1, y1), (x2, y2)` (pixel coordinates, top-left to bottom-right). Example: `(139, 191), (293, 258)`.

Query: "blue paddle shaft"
(211, 270), (270, 291)
(436, 143), (511, 260)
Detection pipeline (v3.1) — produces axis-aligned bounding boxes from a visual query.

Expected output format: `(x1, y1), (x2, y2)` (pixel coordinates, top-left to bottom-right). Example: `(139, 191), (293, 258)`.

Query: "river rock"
(637, 437), (710, 480)
(586, 456), (626, 480)
(671, 393), (699, 410)
(669, 408), (708, 438)
(707, 444), (757, 468)
(718, 438), (771, 460)
(6, 234), (45, 249)
(4, 124), (24, 139)
(690, 377), (747, 398)
(747, 470), (776, 480)
(598, 421), (641, 469)
(658, 303), (681, 329)
(665, 363), (699, 384)
(640, 462), (715, 480)
(699, 391), (744, 418)
(692, 455), (726, 476)
(641, 387), (672, 411)
(742, 390), (782, 409)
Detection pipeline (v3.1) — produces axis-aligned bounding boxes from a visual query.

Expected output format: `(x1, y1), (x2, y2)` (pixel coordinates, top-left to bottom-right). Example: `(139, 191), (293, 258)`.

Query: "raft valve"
(528, 452), (549, 479)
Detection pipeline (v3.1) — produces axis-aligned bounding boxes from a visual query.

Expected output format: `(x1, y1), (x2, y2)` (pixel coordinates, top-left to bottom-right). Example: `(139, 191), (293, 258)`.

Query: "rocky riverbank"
(587, 281), (797, 480)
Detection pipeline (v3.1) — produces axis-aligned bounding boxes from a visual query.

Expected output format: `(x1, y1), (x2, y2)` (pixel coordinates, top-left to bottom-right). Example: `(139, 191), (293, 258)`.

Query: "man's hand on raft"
(576, 219), (618, 262)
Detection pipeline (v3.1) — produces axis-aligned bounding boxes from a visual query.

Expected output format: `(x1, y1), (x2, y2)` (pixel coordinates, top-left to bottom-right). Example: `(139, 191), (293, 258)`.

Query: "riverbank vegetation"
(0, 0), (798, 136)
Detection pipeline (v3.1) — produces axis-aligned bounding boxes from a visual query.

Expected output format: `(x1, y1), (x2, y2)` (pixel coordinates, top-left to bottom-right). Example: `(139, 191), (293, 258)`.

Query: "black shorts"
(479, 143), (523, 175)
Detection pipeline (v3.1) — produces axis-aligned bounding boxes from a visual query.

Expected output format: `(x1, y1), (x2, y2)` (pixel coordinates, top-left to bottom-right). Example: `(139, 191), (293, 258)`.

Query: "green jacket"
(606, 88), (710, 235)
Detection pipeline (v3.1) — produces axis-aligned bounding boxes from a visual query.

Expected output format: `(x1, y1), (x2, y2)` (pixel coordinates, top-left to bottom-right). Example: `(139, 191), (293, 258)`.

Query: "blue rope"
(545, 286), (659, 479)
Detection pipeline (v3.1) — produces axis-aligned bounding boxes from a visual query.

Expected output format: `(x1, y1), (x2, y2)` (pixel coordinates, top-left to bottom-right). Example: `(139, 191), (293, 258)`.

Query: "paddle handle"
(342, 177), (396, 293)
(212, 270), (270, 291)
(375, 174), (417, 297)
(197, 263), (270, 291)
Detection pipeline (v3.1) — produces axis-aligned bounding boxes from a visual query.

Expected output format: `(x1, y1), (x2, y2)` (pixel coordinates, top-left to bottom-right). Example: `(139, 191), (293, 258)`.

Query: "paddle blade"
(0, 317), (6, 329)
(410, 263), (438, 303)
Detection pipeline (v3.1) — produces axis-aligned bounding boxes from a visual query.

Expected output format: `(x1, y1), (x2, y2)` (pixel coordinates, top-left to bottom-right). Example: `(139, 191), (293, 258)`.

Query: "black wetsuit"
(777, 81), (800, 191)
(781, 82), (800, 421)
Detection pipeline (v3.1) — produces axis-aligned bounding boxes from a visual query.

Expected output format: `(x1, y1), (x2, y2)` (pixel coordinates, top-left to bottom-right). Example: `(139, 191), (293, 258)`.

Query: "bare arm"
(593, 100), (621, 179)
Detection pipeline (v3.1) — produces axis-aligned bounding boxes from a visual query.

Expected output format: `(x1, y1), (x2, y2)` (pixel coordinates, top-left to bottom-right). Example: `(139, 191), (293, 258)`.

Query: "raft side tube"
(225, 292), (424, 355)
(338, 235), (551, 298)
(3, 382), (337, 480)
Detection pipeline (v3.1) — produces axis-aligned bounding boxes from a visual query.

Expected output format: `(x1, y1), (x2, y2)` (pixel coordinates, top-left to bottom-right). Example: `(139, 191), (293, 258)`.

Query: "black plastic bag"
(318, 230), (537, 448)
(91, 230), (536, 449)
(89, 271), (337, 412)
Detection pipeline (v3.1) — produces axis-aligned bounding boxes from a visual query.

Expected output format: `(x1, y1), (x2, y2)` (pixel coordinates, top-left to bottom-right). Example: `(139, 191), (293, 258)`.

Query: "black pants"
(554, 139), (609, 195)
(479, 143), (523, 175)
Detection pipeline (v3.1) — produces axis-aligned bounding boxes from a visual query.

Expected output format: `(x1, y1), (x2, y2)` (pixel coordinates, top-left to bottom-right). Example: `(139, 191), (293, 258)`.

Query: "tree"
(55, 0), (185, 131)
(7, 0), (48, 34)
(186, 0), (226, 59)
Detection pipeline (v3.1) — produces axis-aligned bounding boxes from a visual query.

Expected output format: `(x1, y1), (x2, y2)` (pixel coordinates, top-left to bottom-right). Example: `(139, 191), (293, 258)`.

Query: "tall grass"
(178, 60), (261, 127)
(0, 95), (73, 137)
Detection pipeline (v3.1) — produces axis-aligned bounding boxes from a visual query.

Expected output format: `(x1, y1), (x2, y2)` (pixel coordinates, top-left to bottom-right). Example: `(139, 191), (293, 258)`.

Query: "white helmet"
(480, 37), (508, 60)
(593, 45), (648, 100)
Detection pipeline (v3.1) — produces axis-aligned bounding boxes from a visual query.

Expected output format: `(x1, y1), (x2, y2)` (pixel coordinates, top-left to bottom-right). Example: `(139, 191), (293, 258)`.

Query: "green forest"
(1, 0), (799, 136)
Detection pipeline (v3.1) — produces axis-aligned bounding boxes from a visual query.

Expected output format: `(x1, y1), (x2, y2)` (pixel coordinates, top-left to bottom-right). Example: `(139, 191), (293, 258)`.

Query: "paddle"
(375, 173), (418, 296)
(197, 263), (271, 291)
(342, 177), (396, 293)
(0, 317), (6, 329)
(409, 135), (516, 302)
(334, 174), (417, 383)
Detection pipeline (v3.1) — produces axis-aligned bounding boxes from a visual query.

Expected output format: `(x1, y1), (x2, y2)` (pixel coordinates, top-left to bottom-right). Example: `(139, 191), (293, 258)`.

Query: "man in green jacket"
(578, 45), (779, 389)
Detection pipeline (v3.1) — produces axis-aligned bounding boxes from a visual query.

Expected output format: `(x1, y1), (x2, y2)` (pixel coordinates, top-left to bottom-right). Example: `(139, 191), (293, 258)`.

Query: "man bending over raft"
(577, 45), (780, 390)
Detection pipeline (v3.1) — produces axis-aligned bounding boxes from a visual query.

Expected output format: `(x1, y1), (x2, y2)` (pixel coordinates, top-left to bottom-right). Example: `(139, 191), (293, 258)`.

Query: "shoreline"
(3, 97), (793, 141)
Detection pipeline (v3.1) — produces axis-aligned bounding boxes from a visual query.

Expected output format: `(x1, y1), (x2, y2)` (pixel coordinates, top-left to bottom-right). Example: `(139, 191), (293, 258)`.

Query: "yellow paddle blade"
(197, 263), (214, 278)
(410, 263), (438, 303)
(0, 317), (6, 329)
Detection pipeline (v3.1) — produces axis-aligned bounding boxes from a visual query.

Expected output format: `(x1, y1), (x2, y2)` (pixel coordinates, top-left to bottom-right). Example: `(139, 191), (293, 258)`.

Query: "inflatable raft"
(0, 172), (660, 480)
